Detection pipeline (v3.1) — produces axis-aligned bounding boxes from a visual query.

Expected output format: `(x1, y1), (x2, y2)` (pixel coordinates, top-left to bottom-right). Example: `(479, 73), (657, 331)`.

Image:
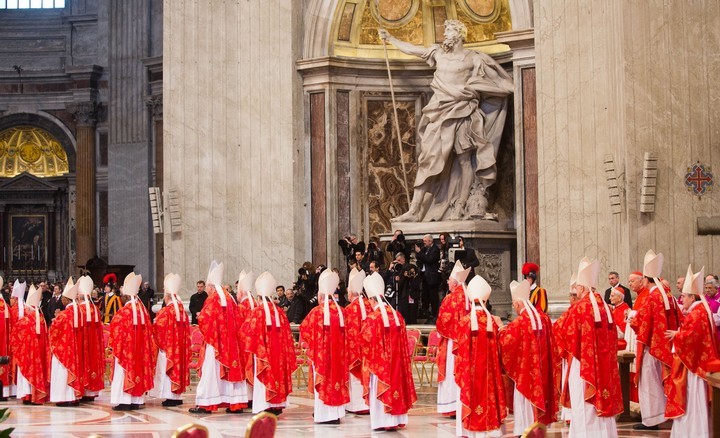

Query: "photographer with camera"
(383, 253), (405, 309)
(296, 263), (319, 310)
(338, 233), (365, 273)
(387, 229), (411, 261)
(398, 263), (422, 324)
(455, 236), (479, 281)
(415, 234), (441, 324)
(437, 232), (452, 298)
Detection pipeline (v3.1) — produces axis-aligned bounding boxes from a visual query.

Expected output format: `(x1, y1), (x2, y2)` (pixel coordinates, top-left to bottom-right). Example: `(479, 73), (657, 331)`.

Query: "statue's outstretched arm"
(378, 29), (427, 58)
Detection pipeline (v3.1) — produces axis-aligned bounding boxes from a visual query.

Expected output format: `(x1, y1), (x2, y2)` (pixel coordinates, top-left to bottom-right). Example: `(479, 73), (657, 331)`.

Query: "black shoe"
(57, 401), (80, 407)
(162, 399), (183, 407)
(129, 404), (142, 410)
(80, 396), (95, 402)
(0, 397), (8, 402)
(318, 419), (340, 425)
(264, 408), (283, 416)
(189, 406), (212, 414)
(633, 424), (659, 431)
(225, 408), (244, 414)
(112, 404), (132, 411)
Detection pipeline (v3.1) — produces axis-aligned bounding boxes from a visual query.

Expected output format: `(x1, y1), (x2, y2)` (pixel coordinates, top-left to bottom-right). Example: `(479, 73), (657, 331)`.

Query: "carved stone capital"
(145, 94), (163, 121)
(67, 101), (98, 127)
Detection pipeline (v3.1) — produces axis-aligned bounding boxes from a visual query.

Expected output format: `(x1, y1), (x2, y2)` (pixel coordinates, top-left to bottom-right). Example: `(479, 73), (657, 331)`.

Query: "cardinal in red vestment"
(360, 272), (417, 431)
(49, 278), (84, 406)
(190, 262), (249, 414)
(499, 279), (558, 435)
(665, 265), (717, 436)
(5, 281), (25, 399)
(560, 257), (622, 437)
(553, 273), (580, 423)
(610, 287), (630, 350)
(0, 276), (13, 400)
(151, 273), (191, 407)
(300, 269), (349, 424)
(344, 267), (372, 414)
(242, 271), (296, 415)
(235, 270), (256, 405)
(624, 271), (648, 403)
(629, 250), (682, 430)
(14, 284), (50, 405)
(453, 274), (506, 437)
(77, 275), (104, 400)
(109, 273), (158, 411)
(436, 260), (471, 416)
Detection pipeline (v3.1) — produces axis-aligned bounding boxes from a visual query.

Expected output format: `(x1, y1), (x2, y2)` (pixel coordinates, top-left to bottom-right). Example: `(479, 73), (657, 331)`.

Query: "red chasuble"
(12, 309), (50, 403)
(560, 292), (623, 417)
(345, 297), (373, 380)
(612, 302), (629, 333)
(630, 285), (682, 387)
(153, 301), (192, 394)
(499, 309), (559, 425)
(299, 300), (350, 406)
(436, 284), (469, 383)
(359, 304), (417, 415)
(0, 300), (12, 387)
(454, 309), (506, 432)
(48, 305), (84, 397)
(108, 302), (158, 397)
(197, 291), (247, 384)
(79, 301), (105, 392)
(242, 300), (296, 404)
(665, 303), (719, 418)
(633, 287), (650, 313)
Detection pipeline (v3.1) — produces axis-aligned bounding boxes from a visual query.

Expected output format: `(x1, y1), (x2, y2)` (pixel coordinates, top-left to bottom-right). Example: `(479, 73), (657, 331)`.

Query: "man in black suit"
(455, 235), (479, 282)
(415, 234), (441, 323)
(604, 271), (632, 308)
(46, 283), (64, 324)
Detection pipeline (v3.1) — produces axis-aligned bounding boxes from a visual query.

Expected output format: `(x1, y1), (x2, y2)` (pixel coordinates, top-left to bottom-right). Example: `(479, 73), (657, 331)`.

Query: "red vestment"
(12, 309), (50, 403)
(360, 304), (417, 415)
(79, 301), (105, 392)
(48, 305), (84, 398)
(345, 297), (373, 380)
(108, 303), (158, 396)
(242, 300), (296, 404)
(436, 284), (469, 383)
(197, 291), (247, 384)
(559, 292), (623, 417)
(633, 287), (650, 313)
(612, 302), (629, 333)
(299, 300), (350, 406)
(552, 310), (572, 400)
(153, 301), (192, 394)
(499, 309), (559, 425)
(0, 300), (12, 387)
(630, 285), (682, 388)
(454, 309), (507, 432)
(665, 303), (719, 418)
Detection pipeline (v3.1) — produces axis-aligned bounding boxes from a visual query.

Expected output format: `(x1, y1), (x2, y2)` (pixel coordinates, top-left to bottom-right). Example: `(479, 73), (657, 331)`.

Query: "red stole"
(242, 300), (296, 404)
(345, 297), (373, 380)
(455, 309), (506, 432)
(79, 301), (105, 391)
(499, 309), (559, 425)
(630, 286), (682, 386)
(108, 302), (158, 396)
(359, 304), (417, 415)
(197, 291), (247, 383)
(48, 304), (84, 397)
(12, 308), (50, 403)
(299, 300), (350, 406)
(560, 292), (623, 417)
(665, 303), (718, 418)
(436, 284), (469, 383)
(153, 301), (192, 394)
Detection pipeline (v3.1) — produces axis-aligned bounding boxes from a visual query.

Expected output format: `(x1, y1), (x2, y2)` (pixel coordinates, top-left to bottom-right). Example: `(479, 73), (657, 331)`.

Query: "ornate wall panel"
(363, 94), (420, 237)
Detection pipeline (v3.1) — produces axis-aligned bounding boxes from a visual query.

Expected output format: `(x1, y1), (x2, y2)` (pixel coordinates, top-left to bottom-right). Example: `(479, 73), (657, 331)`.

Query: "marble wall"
(535, 1), (720, 300)
(163, 1), (305, 295)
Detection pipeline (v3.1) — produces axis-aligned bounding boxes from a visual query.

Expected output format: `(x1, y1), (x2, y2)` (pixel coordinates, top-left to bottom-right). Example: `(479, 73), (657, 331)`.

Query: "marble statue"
(380, 20), (514, 222)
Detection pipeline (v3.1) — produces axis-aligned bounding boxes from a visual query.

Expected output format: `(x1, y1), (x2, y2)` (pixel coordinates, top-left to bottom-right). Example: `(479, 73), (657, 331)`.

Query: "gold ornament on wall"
(0, 126), (70, 178)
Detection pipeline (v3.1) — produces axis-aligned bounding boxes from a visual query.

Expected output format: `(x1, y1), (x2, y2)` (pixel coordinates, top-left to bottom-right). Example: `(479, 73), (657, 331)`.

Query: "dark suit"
(46, 293), (64, 324)
(416, 244), (441, 319)
(459, 247), (480, 282)
(604, 284), (632, 308)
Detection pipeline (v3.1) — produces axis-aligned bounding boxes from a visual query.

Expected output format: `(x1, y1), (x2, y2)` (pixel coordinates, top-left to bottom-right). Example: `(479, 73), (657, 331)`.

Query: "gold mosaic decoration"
(336, 0), (511, 58)
(0, 126), (69, 178)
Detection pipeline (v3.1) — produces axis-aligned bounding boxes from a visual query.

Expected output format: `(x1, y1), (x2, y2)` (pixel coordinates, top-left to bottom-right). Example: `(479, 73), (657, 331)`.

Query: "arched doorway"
(0, 117), (76, 283)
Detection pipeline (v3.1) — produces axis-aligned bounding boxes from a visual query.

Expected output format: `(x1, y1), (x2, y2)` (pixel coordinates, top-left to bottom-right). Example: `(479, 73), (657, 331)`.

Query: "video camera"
(448, 247), (467, 264)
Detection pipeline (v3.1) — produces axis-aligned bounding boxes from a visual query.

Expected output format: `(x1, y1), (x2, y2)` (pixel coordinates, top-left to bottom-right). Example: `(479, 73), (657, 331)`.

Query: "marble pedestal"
(384, 220), (517, 319)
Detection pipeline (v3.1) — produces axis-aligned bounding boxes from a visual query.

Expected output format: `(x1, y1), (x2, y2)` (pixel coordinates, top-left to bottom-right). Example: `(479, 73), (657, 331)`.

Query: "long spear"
(376, 0), (411, 207)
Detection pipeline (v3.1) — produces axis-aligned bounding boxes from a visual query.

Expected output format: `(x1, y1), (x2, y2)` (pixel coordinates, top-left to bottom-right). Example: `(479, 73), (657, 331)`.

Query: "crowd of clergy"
(0, 248), (717, 437)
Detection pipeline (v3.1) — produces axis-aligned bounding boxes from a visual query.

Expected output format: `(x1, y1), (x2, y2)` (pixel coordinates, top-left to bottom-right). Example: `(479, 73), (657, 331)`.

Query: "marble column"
(146, 94), (164, 287)
(69, 101), (97, 273)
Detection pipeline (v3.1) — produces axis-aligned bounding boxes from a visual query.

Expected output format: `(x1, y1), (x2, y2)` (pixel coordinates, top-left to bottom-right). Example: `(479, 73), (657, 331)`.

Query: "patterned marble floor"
(0, 388), (673, 438)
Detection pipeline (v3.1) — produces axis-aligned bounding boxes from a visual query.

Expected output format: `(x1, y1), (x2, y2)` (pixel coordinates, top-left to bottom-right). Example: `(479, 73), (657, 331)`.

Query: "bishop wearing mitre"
(49, 278), (84, 406)
(235, 270), (256, 406)
(0, 276), (13, 401)
(14, 284), (49, 405)
(344, 267), (372, 414)
(77, 275), (105, 401)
